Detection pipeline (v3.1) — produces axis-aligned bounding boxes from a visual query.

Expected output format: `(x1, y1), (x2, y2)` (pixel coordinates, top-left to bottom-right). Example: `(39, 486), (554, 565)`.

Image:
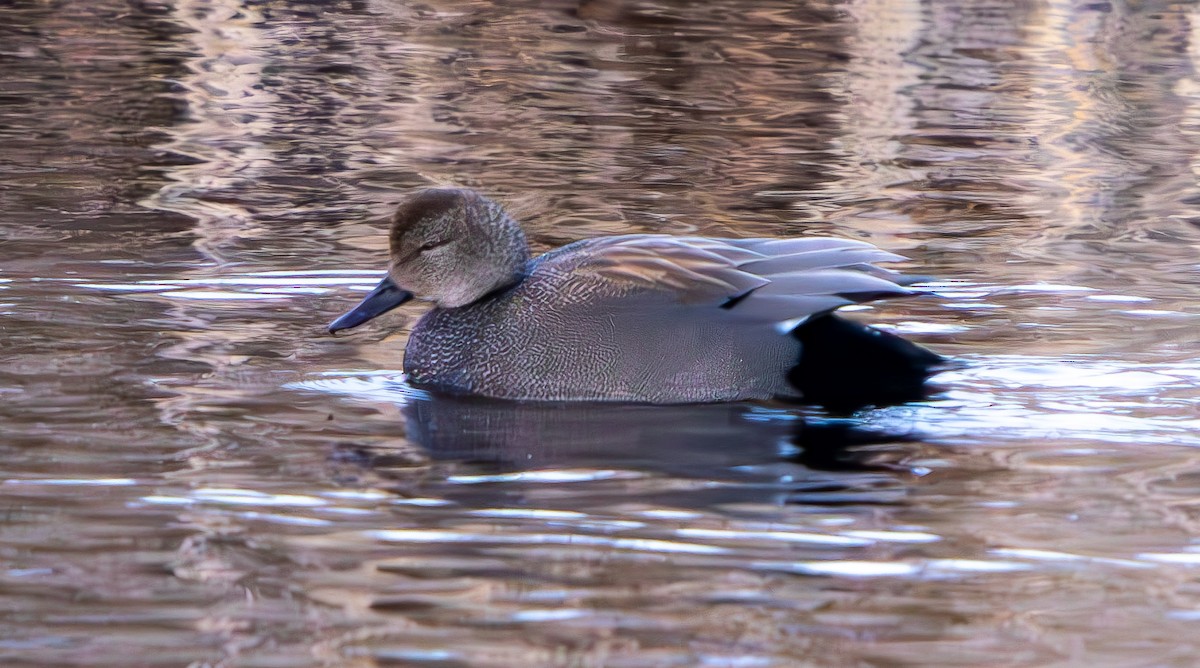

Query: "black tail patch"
(787, 315), (945, 412)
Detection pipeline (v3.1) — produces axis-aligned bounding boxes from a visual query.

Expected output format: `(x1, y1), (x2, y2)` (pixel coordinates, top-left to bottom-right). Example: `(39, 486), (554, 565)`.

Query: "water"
(3, 0), (1200, 665)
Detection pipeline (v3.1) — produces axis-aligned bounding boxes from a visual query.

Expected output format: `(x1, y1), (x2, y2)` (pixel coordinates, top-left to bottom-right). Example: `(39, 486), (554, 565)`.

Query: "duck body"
(404, 237), (799, 403)
(329, 189), (945, 408)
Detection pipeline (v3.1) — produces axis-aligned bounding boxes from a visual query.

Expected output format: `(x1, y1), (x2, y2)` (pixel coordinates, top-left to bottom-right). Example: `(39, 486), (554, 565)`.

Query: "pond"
(3, 0), (1200, 665)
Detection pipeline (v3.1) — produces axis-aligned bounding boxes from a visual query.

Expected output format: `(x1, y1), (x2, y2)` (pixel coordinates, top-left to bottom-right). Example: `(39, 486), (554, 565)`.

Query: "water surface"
(4, 1), (1200, 666)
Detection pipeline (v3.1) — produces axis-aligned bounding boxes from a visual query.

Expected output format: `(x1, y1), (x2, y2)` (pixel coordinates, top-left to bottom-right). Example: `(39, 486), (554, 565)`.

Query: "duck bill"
(328, 276), (413, 334)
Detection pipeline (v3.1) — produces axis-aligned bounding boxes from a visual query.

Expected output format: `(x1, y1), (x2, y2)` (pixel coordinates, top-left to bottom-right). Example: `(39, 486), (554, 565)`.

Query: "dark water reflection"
(5, 0), (1200, 665)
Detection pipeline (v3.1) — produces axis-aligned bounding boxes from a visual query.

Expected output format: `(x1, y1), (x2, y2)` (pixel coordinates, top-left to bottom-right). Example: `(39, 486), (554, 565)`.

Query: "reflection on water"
(5, 0), (1200, 665)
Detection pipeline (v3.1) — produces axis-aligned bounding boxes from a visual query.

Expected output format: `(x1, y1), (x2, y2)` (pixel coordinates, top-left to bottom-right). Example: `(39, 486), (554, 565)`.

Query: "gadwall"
(329, 188), (944, 407)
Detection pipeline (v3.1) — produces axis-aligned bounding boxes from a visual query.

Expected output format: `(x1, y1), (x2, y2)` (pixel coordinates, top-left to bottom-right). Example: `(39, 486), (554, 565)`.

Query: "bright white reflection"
(465, 510), (645, 531)
(253, 287), (326, 294)
(1002, 283), (1097, 293)
(77, 283), (183, 291)
(924, 559), (1032, 574)
(756, 560), (918, 577)
(4, 478), (138, 486)
(7, 568), (53, 577)
(161, 290), (290, 300)
(942, 302), (1004, 309)
(368, 529), (728, 555)
(904, 356), (1200, 447)
(753, 558), (1032, 578)
(189, 488), (326, 507)
(470, 508), (588, 519)
(390, 498), (454, 506)
(75, 271), (386, 302)
(983, 364), (1181, 390)
(1086, 294), (1153, 302)
(375, 650), (456, 662)
(247, 270), (385, 277)
(510, 609), (589, 622)
(992, 548), (1151, 569)
(184, 277), (370, 286)
(235, 511), (331, 527)
(636, 509), (704, 519)
(322, 489), (392, 500)
(1137, 552), (1200, 565)
(676, 528), (872, 547)
(698, 655), (773, 667)
(447, 470), (642, 484)
(886, 320), (971, 335)
(138, 495), (194, 506)
(841, 529), (941, 543)
(1119, 309), (1193, 317)
(287, 374), (415, 405)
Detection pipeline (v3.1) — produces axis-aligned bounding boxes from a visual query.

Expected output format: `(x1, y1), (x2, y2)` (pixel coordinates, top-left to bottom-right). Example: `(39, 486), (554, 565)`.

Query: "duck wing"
(547, 234), (916, 327)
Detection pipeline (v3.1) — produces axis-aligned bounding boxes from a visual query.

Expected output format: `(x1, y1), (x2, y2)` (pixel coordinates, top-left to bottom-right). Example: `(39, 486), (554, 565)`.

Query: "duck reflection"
(395, 388), (923, 478)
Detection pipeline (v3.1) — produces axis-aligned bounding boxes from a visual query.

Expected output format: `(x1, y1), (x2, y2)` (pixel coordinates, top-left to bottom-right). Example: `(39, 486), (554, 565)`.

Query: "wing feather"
(738, 247), (906, 275)
(757, 269), (912, 298)
(549, 234), (916, 324)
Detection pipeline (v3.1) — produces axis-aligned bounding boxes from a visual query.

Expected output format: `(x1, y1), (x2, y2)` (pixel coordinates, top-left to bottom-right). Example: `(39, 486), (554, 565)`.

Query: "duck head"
(328, 188), (529, 333)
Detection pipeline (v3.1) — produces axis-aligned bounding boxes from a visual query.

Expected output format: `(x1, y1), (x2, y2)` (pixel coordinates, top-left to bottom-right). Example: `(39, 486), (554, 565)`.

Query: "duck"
(328, 188), (945, 408)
